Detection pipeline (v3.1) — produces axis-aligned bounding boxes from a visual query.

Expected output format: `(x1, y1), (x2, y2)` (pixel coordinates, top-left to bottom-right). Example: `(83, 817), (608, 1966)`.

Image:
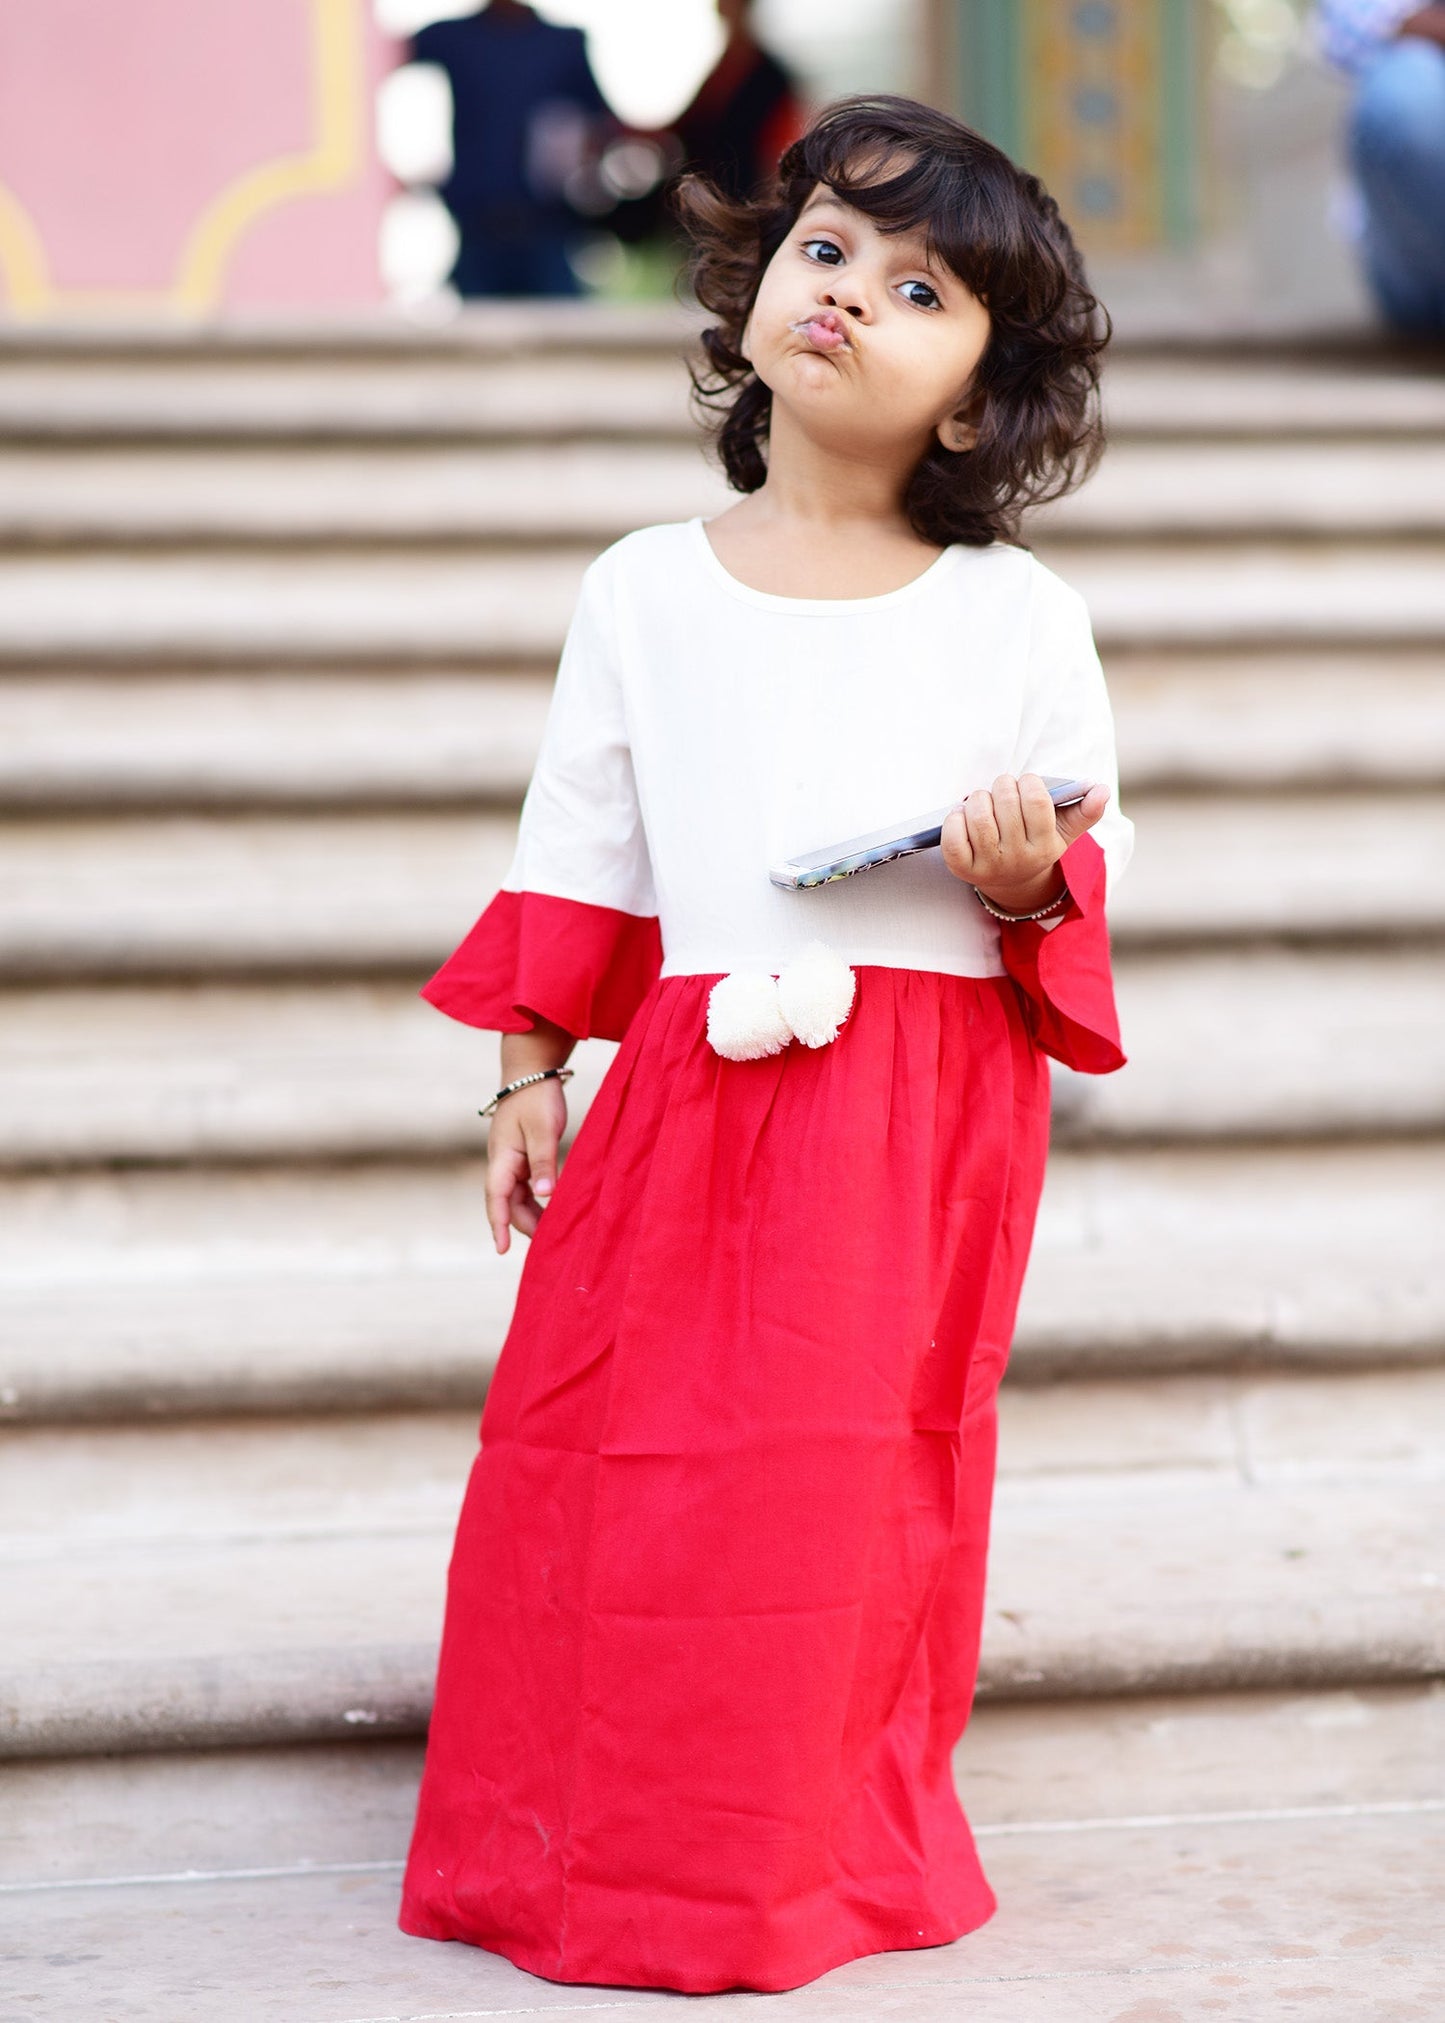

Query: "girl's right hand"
(485, 1078), (568, 1254)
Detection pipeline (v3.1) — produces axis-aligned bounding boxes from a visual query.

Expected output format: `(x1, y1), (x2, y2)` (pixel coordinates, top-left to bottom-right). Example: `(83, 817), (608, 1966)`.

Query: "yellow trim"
(0, 0), (366, 319)
(172, 0), (363, 311)
(0, 183), (51, 313)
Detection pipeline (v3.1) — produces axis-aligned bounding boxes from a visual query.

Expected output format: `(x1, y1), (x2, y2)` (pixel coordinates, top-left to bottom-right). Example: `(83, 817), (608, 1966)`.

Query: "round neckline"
(690, 515), (960, 613)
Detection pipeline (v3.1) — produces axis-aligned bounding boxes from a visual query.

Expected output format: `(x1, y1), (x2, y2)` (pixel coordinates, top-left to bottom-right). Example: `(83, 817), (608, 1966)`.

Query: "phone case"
(769, 778), (1091, 890)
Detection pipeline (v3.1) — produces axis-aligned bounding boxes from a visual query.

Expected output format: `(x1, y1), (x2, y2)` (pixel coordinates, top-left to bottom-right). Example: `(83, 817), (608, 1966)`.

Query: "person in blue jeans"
(1317, 3), (1445, 333)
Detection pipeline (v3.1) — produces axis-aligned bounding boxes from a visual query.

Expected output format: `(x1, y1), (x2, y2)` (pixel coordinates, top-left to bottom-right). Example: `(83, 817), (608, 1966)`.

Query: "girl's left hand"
(940, 772), (1110, 913)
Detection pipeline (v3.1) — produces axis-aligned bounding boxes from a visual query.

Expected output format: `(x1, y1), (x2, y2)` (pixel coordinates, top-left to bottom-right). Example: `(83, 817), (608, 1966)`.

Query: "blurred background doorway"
(0, 0), (1374, 335)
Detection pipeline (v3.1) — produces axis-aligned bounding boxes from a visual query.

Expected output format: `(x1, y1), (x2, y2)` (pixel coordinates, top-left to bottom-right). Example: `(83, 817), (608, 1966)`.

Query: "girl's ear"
(936, 394), (982, 455)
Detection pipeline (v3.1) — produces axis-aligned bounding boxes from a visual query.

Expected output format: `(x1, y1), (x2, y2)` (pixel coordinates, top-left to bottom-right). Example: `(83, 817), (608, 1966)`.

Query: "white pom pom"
(775, 940), (857, 1048)
(706, 970), (794, 1060)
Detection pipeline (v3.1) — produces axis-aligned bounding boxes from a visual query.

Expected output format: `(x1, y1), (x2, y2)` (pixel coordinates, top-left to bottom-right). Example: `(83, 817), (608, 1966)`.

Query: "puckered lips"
(788, 309), (853, 355)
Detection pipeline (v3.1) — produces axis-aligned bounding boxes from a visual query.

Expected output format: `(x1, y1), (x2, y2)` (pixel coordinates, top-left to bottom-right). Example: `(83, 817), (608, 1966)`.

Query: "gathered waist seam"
(655, 960), (1012, 985)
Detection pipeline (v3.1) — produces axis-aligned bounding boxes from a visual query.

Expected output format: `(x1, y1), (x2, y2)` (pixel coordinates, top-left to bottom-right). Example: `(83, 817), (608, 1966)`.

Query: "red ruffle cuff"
(997, 833), (1126, 1076)
(421, 889), (664, 1043)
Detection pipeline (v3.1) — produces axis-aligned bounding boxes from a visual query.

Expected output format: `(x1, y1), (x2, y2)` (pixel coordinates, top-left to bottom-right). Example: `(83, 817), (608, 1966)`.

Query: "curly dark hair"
(671, 94), (1111, 548)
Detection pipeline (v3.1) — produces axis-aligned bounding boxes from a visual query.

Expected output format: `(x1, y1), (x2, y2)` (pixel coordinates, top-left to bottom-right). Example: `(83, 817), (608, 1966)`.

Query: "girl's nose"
(819, 285), (870, 324)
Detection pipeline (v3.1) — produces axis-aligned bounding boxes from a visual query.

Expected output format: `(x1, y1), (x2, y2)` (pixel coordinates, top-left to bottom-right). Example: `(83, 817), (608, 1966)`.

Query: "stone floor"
(4, 1689), (1441, 2022)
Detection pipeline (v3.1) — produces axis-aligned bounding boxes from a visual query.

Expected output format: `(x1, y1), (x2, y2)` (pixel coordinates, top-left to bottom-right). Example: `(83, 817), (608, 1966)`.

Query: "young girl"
(399, 93), (1133, 1995)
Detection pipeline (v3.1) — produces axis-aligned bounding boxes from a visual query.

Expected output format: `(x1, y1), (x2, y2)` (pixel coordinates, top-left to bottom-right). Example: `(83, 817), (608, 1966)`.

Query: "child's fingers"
(485, 1138), (528, 1255)
(1016, 773), (1059, 849)
(519, 1117), (562, 1215)
(486, 1088), (568, 1246)
(524, 1151), (558, 1206)
(963, 788), (1000, 860)
(1055, 784), (1110, 846)
(940, 803), (976, 879)
(990, 774), (1027, 856)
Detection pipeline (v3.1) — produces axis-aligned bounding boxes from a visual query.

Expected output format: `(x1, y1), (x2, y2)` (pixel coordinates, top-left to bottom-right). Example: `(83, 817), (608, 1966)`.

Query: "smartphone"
(768, 776), (1093, 891)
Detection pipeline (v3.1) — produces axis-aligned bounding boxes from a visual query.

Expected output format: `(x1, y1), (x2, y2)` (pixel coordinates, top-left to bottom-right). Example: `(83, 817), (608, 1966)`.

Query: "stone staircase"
(2, 310), (1443, 2021)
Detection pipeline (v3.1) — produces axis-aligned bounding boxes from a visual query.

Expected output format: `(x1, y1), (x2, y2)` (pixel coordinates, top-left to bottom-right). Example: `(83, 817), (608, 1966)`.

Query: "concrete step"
(1028, 539), (1445, 649)
(0, 443), (729, 547)
(1098, 352), (1445, 438)
(0, 948), (1441, 1177)
(0, 351), (693, 445)
(1025, 1142), (1445, 1378)
(3, 1685), (1436, 1882)
(0, 810), (515, 979)
(0, 668), (554, 811)
(1105, 649), (1445, 791)
(3, 795), (1441, 984)
(5, 439), (1445, 547)
(1, 334), (1442, 442)
(4, 544), (1445, 666)
(0, 982), (609, 1166)
(0, 548), (585, 666)
(984, 1371), (1445, 1694)
(1036, 439), (1445, 538)
(2, 1689), (1440, 2020)
(2, 1370), (1441, 1758)
(3, 1142), (1438, 1427)
(0, 303), (695, 358)
(4, 653), (1442, 815)
(1057, 945), (1445, 1142)
(0, 306), (699, 443)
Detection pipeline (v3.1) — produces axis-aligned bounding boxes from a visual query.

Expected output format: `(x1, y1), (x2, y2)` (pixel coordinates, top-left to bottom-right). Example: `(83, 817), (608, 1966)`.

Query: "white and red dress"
(399, 517), (1133, 1994)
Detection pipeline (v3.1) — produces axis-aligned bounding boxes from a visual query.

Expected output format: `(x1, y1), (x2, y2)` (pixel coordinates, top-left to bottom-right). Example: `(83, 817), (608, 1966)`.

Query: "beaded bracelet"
(974, 881), (1070, 924)
(479, 1065), (575, 1118)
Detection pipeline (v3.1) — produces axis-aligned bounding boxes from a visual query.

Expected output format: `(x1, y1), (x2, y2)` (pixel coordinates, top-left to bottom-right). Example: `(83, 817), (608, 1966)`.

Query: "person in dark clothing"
(674, 0), (807, 203)
(411, 0), (609, 298)
(605, 0), (806, 255)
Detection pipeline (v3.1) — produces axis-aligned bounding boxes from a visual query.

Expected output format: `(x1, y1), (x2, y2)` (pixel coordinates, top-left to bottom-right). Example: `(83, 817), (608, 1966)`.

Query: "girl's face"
(744, 180), (993, 462)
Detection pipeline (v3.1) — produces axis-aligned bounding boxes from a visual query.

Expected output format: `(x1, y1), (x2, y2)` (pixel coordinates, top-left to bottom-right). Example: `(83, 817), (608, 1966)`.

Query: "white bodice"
(502, 517), (1133, 982)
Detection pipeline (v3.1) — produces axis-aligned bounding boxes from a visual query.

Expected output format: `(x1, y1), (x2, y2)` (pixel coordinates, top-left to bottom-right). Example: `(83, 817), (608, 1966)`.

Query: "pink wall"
(0, 0), (397, 317)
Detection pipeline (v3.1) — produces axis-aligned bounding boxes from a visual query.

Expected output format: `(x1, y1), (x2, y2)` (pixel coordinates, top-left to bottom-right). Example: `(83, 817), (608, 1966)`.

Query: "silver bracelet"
(479, 1066), (575, 1118)
(974, 881), (1070, 924)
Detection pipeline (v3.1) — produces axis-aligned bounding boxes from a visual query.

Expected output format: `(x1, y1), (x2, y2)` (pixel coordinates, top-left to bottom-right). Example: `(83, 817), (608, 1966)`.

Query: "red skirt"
(399, 961), (1057, 1993)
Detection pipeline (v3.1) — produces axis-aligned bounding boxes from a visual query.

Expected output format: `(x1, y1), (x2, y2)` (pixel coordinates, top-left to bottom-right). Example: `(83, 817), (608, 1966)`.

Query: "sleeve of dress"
(420, 555), (663, 1042)
(998, 566), (1135, 1076)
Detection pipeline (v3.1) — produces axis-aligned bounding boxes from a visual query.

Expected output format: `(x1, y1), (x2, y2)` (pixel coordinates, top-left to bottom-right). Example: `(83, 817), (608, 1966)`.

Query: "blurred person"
(1318, 2), (1445, 333)
(399, 95), (1132, 1993)
(604, 0), (806, 261)
(411, 0), (609, 297)
(675, 0), (808, 202)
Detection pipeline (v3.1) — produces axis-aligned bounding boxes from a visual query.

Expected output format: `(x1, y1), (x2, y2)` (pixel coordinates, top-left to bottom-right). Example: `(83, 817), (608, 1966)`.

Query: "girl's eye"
(800, 237), (844, 266)
(900, 279), (941, 310)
